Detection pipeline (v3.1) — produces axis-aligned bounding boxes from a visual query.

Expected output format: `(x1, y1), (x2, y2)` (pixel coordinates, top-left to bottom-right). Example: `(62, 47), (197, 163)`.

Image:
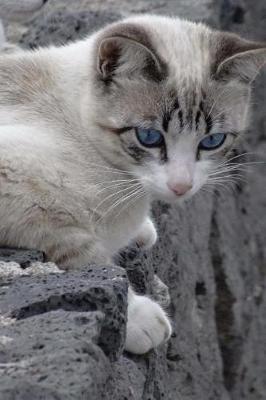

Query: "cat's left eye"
(135, 128), (164, 148)
(198, 133), (226, 151)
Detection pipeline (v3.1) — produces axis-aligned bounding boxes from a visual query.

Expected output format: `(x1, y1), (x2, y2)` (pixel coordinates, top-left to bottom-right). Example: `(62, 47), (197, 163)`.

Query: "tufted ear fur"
(213, 32), (266, 83)
(96, 23), (167, 83)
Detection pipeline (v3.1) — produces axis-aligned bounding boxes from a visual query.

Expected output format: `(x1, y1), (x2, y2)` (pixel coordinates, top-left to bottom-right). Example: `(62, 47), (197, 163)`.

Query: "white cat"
(0, 15), (265, 354)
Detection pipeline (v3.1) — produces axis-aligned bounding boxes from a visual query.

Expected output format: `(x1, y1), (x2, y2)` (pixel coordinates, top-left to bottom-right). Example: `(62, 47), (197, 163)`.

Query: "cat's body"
(0, 42), (145, 261)
(0, 15), (265, 354)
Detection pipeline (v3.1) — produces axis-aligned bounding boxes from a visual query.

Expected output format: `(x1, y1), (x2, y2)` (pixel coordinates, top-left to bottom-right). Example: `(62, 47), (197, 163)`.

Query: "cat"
(0, 14), (265, 354)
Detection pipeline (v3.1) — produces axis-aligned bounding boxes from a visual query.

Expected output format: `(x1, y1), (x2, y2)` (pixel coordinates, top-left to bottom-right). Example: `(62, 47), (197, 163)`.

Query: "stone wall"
(0, 0), (265, 399)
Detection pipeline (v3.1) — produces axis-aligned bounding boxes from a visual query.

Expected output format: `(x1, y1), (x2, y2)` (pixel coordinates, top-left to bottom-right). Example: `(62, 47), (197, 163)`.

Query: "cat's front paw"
(125, 291), (172, 354)
(134, 217), (157, 250)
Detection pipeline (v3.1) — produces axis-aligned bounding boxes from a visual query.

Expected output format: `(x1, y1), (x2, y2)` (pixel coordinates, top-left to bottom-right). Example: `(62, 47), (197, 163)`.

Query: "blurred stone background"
(0, 0), (265, 399)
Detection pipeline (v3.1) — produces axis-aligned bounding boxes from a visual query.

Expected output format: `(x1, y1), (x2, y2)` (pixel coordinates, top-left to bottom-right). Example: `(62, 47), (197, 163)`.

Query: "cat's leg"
(134, 216), (157, 250)
(125, 286), (172, 354)
(44, 227), (112, 269)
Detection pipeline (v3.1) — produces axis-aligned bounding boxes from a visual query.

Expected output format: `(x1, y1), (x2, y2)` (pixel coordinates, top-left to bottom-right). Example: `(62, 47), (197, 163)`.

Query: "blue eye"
(199, 133), (226, 150)
(135, 128), (164, 147)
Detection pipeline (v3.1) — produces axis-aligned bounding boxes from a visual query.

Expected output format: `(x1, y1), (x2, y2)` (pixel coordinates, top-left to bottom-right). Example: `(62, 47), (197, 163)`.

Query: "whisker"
(205, 87), (232, 119)
(205, 181), (237, 194)
(218, 151), (264, 165)
(208, 170), (247, 178)
(112, 188), (146, 222)
(208, 177), (247, 185)
(208, 172), (246, 180)
(90, 183), (142, 223)
(217, 162), (265, 171)
(208, 175), (246, 182)
(94, 179), (140, 196)
(198, 187), (214, 196)
(85, 162), (136, 176)
(99, 185), (143, 223)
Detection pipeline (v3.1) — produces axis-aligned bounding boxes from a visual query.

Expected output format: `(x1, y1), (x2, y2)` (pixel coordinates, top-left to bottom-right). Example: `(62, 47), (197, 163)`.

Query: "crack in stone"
(209, 199), (243, 392)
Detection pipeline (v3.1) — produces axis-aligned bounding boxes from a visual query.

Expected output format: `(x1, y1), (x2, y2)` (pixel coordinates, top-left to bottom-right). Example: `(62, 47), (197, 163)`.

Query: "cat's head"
(89, 15), (266, 203)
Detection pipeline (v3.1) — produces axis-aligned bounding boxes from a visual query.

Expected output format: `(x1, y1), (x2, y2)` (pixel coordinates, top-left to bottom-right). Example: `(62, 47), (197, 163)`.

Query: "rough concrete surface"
(0, 0), (265, 399)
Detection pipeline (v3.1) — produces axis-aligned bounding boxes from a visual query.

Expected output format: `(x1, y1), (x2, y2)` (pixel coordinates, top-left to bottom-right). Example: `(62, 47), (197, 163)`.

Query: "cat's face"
(91, 16), (265, 203)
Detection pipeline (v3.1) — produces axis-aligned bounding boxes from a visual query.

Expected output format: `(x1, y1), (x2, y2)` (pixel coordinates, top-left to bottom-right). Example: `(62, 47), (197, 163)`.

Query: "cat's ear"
(96, 23), (167, 83)
(213, 32), (266, 83)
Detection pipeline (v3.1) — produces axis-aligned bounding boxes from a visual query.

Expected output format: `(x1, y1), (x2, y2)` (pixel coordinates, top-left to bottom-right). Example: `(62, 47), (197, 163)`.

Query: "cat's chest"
(99, 196), (149, 255)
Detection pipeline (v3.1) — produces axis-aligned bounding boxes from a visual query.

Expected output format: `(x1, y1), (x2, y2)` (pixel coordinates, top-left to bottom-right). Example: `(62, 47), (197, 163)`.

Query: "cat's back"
(0, 39), (91, 127)
(0, 49), (54, 100)
(0, 42), (93, 213)
(0, 48), (63, 128)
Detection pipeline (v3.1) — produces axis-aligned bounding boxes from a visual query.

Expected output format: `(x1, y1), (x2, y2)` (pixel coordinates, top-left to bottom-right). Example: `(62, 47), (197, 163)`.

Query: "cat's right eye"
(198, 133), (226, 151)
(135, 128), (164, 148)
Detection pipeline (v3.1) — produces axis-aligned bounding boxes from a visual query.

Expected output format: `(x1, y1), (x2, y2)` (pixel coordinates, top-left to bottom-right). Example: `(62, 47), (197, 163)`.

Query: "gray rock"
(0, 0), (47, 22)
(0, 265), (128, 361)
(0, 248), (45, 268)
(0, 310), (110, 400)
(20, 10), (121, 49)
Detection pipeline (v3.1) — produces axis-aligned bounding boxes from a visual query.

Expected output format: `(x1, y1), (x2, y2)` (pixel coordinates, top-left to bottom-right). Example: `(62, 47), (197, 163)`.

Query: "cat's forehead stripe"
(205, 114), (213, 133)
(178, 110), (184, 129)
(162, 97), (179, 131)
(199, 101), (213, 133)
(195, 110), (201, 130)
(162, 94), (213, 134)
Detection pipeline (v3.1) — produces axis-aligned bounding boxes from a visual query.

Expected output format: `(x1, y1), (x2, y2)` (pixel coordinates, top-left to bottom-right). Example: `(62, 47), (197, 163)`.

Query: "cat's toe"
(125, 294), (172, 354)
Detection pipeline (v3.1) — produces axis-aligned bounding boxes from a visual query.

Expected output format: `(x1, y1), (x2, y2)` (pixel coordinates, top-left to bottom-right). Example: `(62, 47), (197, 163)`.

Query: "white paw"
(125, 291), (172, 354)
(135, 217), (157, 250)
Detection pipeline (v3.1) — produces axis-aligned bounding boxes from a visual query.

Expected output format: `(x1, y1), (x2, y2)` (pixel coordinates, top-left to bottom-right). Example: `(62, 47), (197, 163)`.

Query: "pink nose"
(167, 182), (192, 196)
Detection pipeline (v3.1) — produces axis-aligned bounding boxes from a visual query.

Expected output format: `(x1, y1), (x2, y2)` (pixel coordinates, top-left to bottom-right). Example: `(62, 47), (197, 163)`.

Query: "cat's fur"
(0, 15), (265, 354)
